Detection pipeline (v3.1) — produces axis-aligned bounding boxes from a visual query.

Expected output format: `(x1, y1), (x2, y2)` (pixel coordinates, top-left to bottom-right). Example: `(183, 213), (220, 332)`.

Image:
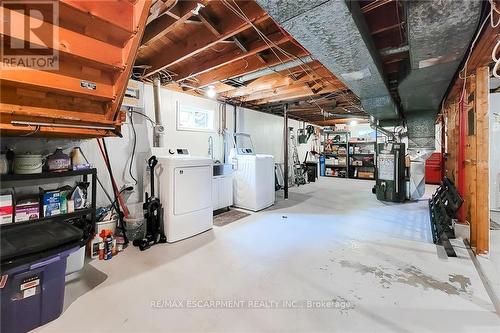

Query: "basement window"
(177, 104), (215, 132)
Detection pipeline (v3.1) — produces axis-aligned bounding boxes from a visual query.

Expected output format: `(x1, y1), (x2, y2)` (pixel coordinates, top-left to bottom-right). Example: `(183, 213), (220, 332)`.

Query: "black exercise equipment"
(133, 156), (166, 251)
(429, 177), (463, 257)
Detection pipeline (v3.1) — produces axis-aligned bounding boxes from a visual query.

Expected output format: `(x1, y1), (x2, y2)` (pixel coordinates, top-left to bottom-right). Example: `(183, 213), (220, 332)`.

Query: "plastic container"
(96, 217), (117, 235)
(1, 246), (77, 333)
(124, 203), (146, 241)
(319, 155), (326, 176)
(65, 245), (85, 275)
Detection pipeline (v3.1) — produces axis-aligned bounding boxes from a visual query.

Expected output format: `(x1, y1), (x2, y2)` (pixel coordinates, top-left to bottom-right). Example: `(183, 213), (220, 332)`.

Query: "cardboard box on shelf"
(15, 200), (40, 222)
(0, 194), (13, 224)
(358, 171), (375, 179)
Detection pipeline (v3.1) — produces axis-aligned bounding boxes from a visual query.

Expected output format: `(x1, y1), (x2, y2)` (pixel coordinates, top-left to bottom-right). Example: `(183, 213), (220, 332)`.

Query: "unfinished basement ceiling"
(133, 0), (366, 124)
(256, 0), (483, 149)
(135, 0), (483, 133)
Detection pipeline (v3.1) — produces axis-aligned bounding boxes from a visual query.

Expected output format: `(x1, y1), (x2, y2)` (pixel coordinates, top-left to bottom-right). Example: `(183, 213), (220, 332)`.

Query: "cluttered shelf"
(0, 208), (93, 228)
(324, 153), (347, 157)
(0, 165), (96, 227)
(0, 168), (96, 182)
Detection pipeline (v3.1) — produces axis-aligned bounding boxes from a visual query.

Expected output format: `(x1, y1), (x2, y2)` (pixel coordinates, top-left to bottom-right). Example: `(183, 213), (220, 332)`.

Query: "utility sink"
(213, 163), (233, 176)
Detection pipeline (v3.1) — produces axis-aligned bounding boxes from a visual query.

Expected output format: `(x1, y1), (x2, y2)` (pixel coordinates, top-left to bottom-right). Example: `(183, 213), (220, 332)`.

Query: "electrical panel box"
(376, 143), (406, 202)
(121, 80), (144, 110)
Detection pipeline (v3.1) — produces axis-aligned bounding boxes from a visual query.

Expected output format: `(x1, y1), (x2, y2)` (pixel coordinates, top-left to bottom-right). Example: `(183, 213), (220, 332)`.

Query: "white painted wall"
(2, 82), (318, 207)
(490, 92), (500, 213)
(236, 107), (315, 164)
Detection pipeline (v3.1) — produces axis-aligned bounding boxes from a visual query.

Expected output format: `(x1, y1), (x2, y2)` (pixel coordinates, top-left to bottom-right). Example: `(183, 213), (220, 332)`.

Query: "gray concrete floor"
(37, 178), (500, 332)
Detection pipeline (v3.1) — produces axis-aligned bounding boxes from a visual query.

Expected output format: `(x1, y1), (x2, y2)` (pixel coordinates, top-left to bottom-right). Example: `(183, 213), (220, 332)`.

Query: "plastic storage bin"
(124, 202), (146, 241)
(65, 245), (85, 275)
(1, 246), (77, 333)
(1, 220), (83, 333)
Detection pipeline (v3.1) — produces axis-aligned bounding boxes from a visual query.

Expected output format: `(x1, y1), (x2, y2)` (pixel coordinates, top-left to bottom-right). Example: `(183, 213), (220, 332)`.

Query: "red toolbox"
(425, 152), (443, 184)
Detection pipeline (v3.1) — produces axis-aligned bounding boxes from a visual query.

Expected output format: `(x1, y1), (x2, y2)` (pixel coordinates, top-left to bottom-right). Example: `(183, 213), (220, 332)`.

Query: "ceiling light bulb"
(206, 86), (216, 98)
(350, 120), (358, 126)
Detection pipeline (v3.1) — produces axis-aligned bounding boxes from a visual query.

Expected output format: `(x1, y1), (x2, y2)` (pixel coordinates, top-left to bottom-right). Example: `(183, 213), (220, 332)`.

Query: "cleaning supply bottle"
(99, 230), (106, 260)
(112, 235), (117, 256)
(105, 231), (113, 260)
(90, 232), (102, 259)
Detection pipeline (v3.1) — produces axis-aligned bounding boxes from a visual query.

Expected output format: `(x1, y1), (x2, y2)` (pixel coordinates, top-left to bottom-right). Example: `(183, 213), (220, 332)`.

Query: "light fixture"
(192, 3), (205, 15)
(350, 120), (358, 126)
(206, 85), (216, 98)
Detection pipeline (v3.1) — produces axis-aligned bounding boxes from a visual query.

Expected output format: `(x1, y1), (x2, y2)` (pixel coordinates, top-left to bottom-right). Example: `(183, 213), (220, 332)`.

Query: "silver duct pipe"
(257, 0), (399, 121)
(232, 56), (313, 83)
(152, 76), (164, 147)
(398, 0), (481, 151)
(369, 118), (395, 141)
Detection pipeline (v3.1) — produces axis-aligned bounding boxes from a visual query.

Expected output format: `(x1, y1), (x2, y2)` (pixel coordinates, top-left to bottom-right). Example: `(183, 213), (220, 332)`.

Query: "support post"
(233, 104), (237, 134)
(283, 104), (289, 199)
(457, 96), (466, 222)
(475, 66), (490, 254)
(152, 76), (163, 147)
(440, 114), (446, 180)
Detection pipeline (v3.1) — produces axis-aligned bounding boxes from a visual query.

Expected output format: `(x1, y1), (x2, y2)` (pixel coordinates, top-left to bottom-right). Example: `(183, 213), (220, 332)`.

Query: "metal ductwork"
(256, 0), (399, 121)
(399, 0), (482, 151)
(232, 56), (313, 83)
(152, 76), (165, 147)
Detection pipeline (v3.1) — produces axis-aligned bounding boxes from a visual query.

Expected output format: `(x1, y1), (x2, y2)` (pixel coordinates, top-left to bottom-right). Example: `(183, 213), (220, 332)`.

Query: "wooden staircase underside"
(0, 0), (152, 138)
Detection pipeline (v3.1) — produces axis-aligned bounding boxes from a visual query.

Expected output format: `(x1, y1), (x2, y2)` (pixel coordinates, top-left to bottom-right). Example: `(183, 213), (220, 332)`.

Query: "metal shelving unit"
(0, 168), (97, 228)
(348, 141), (376, 180)
(321, 130), (349, 178)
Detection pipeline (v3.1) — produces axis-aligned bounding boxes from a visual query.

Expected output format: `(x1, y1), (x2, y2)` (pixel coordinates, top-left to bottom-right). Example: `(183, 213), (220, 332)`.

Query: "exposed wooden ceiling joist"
(176, 31), (290, 82)
(134, 0), (366, 124)
(361, 0), (394, 14)
(141, 2), (198, 48)
(143, 4), (269, 77)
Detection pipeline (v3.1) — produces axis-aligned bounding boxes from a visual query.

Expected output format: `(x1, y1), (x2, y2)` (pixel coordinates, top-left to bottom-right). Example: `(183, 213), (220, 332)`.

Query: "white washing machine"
(229, 134), (275, 211)
(149, 148), (213, 242)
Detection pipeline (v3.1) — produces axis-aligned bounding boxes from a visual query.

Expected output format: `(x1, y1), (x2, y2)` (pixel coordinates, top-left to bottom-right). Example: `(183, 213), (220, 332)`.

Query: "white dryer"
(149, 148), (213, 242)
(229, 134), (275, 211)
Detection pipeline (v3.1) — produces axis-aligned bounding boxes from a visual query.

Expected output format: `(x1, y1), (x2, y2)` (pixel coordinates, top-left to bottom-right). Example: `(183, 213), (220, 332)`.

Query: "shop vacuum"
(133, 156), (166, 251)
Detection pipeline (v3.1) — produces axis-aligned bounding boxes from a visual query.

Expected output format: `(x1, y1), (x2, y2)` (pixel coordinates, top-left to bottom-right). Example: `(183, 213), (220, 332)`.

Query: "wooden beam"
(147, 0), (177, 24)
(361, 0), (394, 13)
(61, 0), (134, 33)
(198, 11), (221, 37)
(0, 103), (113, 124)
(141, 2), (197, 47)
(144, 4), (268, 77)
(242, 84), (314, 102)
(109, 0), (152, 121)
(176, 31), (289, 81)
(0, 6), (124, 70)
(57, 2), (132, 47)
(193, 46), (309, 87)
(232, 36), (248, 52)
(253, 84), (342, 105)
(475, 66), (489, 254)
(1, 67), (114, 101)
(370, 22), (403, 36)
(222, 62), (333, 97)
(255, 53), (267, 64)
